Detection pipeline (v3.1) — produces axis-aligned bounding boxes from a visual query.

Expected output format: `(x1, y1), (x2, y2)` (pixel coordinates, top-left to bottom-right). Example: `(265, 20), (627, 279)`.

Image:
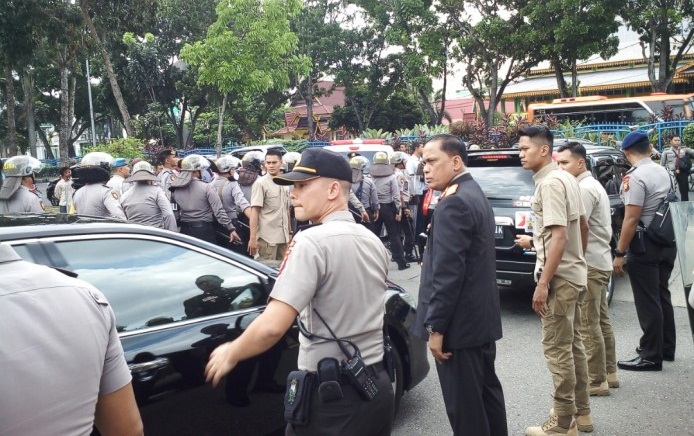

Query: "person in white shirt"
(107, 158), (132, 198)
(54, 166), (75, 214)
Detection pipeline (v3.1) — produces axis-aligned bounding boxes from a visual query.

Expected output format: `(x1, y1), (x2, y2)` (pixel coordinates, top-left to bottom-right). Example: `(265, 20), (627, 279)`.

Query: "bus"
(527, 94), (694, 124)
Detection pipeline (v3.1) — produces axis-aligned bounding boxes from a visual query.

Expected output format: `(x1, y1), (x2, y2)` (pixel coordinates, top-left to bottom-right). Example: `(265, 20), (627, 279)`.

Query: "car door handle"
(128, 357), (170, 374)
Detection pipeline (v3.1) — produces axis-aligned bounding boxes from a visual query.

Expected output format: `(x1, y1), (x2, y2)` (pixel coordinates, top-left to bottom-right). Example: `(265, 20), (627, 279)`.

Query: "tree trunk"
(486, 68), (498, 128)
(418, 88), (438, 124)
(79, 1), (135, 137)
(571, 58), (578, 97)
(437, 64), (448, 125)
(216, 93), (227, 157)
(21, 70), (37, 158)
(36, 127), (55, 160)
(306, 74), (315, 141)
(68, 74), (77, 157)
(4, 57), (18, 157)
(59, 62), (70, 165)
(552, 57), (568, 99)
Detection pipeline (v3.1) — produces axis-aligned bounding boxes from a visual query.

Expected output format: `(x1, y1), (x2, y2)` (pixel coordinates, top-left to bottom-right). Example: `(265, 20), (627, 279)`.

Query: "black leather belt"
(181, 221), (213, 228)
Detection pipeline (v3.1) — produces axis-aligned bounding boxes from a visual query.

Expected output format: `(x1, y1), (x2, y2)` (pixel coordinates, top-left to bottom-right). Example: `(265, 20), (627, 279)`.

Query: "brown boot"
(525, 415), (578, 436)
(575, 413), (594, 432)
(607, 372), (619, 388)
(589, 380), (610, 396)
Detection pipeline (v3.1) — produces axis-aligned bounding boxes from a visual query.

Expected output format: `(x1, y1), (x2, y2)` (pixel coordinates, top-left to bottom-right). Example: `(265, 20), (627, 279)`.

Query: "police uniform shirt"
(352, 175), (379, 211)
(107, 174), (131, 197)
(395, 168), (411, 204)
(250, 174), (291, 244)
(217, 178), (251, 220)
(121, 183), (178, 232)
(0, 185), (44, 214)
(73, 183), (127, 220)
(158, 167), (176, 200)
(0, 245), (131, 435)
(532, 162), (588, 286)
(54, 178), (75, 208)
(372, 173), (401, 209)
(577, 171), (613, 272)
(620, 157), (671, 227)
(660, 146), (694, 172)
(270, 211), (389, 371)
(172, 178), (234, 230)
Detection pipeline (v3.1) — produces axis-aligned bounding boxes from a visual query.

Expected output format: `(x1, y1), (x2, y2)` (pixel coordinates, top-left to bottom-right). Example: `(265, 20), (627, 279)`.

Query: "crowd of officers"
(0, 144), (432, 271)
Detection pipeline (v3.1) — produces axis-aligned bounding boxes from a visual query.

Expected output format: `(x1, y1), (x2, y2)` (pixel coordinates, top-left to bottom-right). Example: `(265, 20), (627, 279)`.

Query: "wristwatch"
(614, 250), (626, 258)
(425, 324), (438, 335)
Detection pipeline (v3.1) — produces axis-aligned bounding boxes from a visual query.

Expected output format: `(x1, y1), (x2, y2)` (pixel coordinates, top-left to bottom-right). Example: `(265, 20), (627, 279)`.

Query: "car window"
(467, 157), (535, 199)
(49, 238), (268, 332)
(591, 156), (622, 195)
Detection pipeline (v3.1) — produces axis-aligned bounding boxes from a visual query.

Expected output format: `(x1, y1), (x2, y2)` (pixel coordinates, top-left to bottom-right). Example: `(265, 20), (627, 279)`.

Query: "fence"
(555, 120), (693, 150)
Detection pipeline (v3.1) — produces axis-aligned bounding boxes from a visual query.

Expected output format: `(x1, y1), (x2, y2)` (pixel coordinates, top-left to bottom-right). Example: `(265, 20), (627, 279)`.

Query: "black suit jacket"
(411, 173), (503, 349)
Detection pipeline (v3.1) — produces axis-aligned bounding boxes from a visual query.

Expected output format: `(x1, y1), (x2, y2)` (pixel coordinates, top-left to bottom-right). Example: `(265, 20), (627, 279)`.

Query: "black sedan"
(0, 214), (429, 435)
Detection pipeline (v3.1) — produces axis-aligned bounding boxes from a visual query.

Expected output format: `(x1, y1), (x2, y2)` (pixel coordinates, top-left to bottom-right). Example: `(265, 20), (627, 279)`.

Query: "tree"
(522, 0), (621, 98)
(441, 0), (539, 127)
(621, 0), (694, 92)
(180, 0), (309, 154)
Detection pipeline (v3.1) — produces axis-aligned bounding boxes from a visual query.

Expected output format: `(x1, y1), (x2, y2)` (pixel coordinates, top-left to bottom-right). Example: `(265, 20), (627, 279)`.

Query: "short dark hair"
(157, 149), (176, 165)
(628, 140), (651, 155)
(556, 141), (586, 160)
(518, 125), (554, 152)
(265, 149), (283, 160)
(426, 134), (468, 165)
(59, 166), (71, 177)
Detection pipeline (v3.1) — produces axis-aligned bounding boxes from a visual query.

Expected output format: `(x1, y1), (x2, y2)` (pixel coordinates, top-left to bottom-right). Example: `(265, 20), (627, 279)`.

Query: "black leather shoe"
(398, 262), (410, 270)
(618, 356), (662, 371)
(405, 255), (419, 263)
(636, 346), (674, 362)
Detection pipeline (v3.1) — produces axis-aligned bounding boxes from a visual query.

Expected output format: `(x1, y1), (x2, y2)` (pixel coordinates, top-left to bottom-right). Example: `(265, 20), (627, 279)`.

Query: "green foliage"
(361, 129), (391, 139)
(85, 138), (146, 159)
(683, 122), (694, 148)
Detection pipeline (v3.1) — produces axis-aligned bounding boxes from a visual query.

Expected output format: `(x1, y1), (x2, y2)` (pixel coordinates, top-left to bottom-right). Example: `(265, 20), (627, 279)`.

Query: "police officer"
(614, 130), (677, 371)
(120, 161), (177, 232)
(350, 155), (379, 228)
(371, 151), (409, 270)
(283, 151), (302, 172)
(73, 152), (127, 220)
(391, 151), (417, 263)
(205, 147), (394, 435)
(157, 149), (179, 200)
(659, 135), (694, 201)
(107, 157), (132, 197)
(170, 154), (240, 245)
(0, 155), (45, 213)
(213, 156), (251, 253)
(238, 151), (264, 202)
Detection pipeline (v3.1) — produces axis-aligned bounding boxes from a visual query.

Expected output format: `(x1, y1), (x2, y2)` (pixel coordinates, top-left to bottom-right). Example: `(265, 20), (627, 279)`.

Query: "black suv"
(467, 144), (629, 302)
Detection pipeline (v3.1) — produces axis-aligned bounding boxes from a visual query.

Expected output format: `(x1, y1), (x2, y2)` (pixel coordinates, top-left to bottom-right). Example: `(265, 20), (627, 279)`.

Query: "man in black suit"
(412, 134), (507, 436)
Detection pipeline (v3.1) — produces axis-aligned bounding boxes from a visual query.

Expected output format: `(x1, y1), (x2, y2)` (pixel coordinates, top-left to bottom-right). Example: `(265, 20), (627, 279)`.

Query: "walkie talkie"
(341, 352), (379, 400)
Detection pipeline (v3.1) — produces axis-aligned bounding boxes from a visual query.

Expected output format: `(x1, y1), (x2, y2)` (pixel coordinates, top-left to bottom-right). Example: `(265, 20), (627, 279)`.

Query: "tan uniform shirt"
(577, 171), (613, 272)
(250, 174), (290, 244)
(270, 210), (388, 371)
(532, 162), (587, 286)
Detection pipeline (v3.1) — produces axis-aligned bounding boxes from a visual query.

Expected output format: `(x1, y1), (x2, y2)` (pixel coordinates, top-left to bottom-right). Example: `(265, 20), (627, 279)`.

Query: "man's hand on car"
(514, 234), (533, 249)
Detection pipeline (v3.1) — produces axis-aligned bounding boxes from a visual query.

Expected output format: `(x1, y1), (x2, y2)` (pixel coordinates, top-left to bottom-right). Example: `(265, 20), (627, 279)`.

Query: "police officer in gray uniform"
(120, 161), (178, 232)
(0, 155), (45, 214)
(613, 130), (677, 371)
(157, 149), (179, 200)
(213, 156), (251, 222)
(73, 152), (127, 220)
(171, 154), (240, 245)
(351, 155), (380, 226)
(659, 135), (694, 201)
(205, 147), (394, 435)
(0, 243), (143, 435)
(371, 151), (409, 270)
(238, 151), (264, 202)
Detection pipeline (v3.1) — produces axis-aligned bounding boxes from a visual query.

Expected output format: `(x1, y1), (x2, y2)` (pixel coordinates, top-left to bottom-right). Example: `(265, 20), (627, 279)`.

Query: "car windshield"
(467, 159), (535, 199)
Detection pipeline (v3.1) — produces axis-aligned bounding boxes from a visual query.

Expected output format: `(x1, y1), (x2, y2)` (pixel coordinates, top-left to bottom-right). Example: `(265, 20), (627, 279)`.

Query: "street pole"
(86, 59), (97, 148)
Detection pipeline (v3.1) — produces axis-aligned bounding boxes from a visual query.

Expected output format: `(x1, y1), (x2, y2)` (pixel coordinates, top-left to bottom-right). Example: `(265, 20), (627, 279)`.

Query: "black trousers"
(373, 202), (405, 264)
(286, 367), (393, 436)
(627, 236), (677, 362)
(675, 171), (690, 201)
(435, 342), (508, 436)
(180, 221), (215, 244)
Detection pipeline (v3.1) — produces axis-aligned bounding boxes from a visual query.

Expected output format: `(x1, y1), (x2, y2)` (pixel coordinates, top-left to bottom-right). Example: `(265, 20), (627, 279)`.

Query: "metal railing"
(555, 120), (694, 150)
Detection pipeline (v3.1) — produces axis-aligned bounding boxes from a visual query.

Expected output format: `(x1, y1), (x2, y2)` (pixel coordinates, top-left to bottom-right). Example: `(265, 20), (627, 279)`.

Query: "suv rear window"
(467, 154), (535, 199)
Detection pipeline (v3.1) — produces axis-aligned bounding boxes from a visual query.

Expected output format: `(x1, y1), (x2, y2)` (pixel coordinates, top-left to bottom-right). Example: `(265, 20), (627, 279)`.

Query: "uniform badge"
(277, 239), (296, 276)
(40, 201), (46, 211)
(443, 184), (458, 198)
(621, 176), (630, 193)
(111, 190), (119, 200)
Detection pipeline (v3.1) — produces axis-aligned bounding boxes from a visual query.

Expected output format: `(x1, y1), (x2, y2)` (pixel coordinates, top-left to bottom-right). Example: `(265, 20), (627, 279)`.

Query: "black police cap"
(273, 148), (352, 185)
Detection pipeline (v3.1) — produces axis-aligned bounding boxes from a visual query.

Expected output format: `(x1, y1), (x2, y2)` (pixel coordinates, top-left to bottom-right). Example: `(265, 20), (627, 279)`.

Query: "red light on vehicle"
(349, 146), (359, 150)
(481, 154), (509, 160)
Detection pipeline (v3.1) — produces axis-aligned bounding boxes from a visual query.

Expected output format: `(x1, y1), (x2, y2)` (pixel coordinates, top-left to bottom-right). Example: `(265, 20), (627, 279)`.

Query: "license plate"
(494, 225), (504, 239)
(496, 279), (512, 286)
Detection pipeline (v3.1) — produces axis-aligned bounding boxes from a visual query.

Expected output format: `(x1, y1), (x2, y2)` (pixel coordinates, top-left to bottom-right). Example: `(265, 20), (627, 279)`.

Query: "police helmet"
(1, 155), (44, 177)
(241, 151), (264, 173)
(81, 152), (114, 169)
(215, 156), (241, 174)
(132, 160), (155, 174)
(372, 151), (390, 165)
(390, 152), (409, 165)
(349, 156), (369, 170)
(75, 152), (114, 184)
(282, 152), (302, 172)
(180, 154), (210, 172)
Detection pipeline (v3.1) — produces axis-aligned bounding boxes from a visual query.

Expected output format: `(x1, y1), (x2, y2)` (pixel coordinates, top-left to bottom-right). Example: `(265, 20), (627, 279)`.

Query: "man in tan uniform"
(249, 149), (291, 261)
(515, 126), (591, 436)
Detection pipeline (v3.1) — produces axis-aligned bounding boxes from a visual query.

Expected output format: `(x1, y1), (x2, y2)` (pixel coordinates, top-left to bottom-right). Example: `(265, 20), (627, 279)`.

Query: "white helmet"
(180, 154), (210, 172)
(282, 152), (302, 171)
(390, 151), (409, 165)
(2, 155), (44, 177)
(215, 156), (241, 173)
(132, 161), (155, 174)
(80, 152), (114, 169)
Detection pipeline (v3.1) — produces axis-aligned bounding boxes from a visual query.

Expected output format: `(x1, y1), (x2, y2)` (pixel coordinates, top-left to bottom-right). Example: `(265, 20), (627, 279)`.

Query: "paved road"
(386, 262), (694, 435)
